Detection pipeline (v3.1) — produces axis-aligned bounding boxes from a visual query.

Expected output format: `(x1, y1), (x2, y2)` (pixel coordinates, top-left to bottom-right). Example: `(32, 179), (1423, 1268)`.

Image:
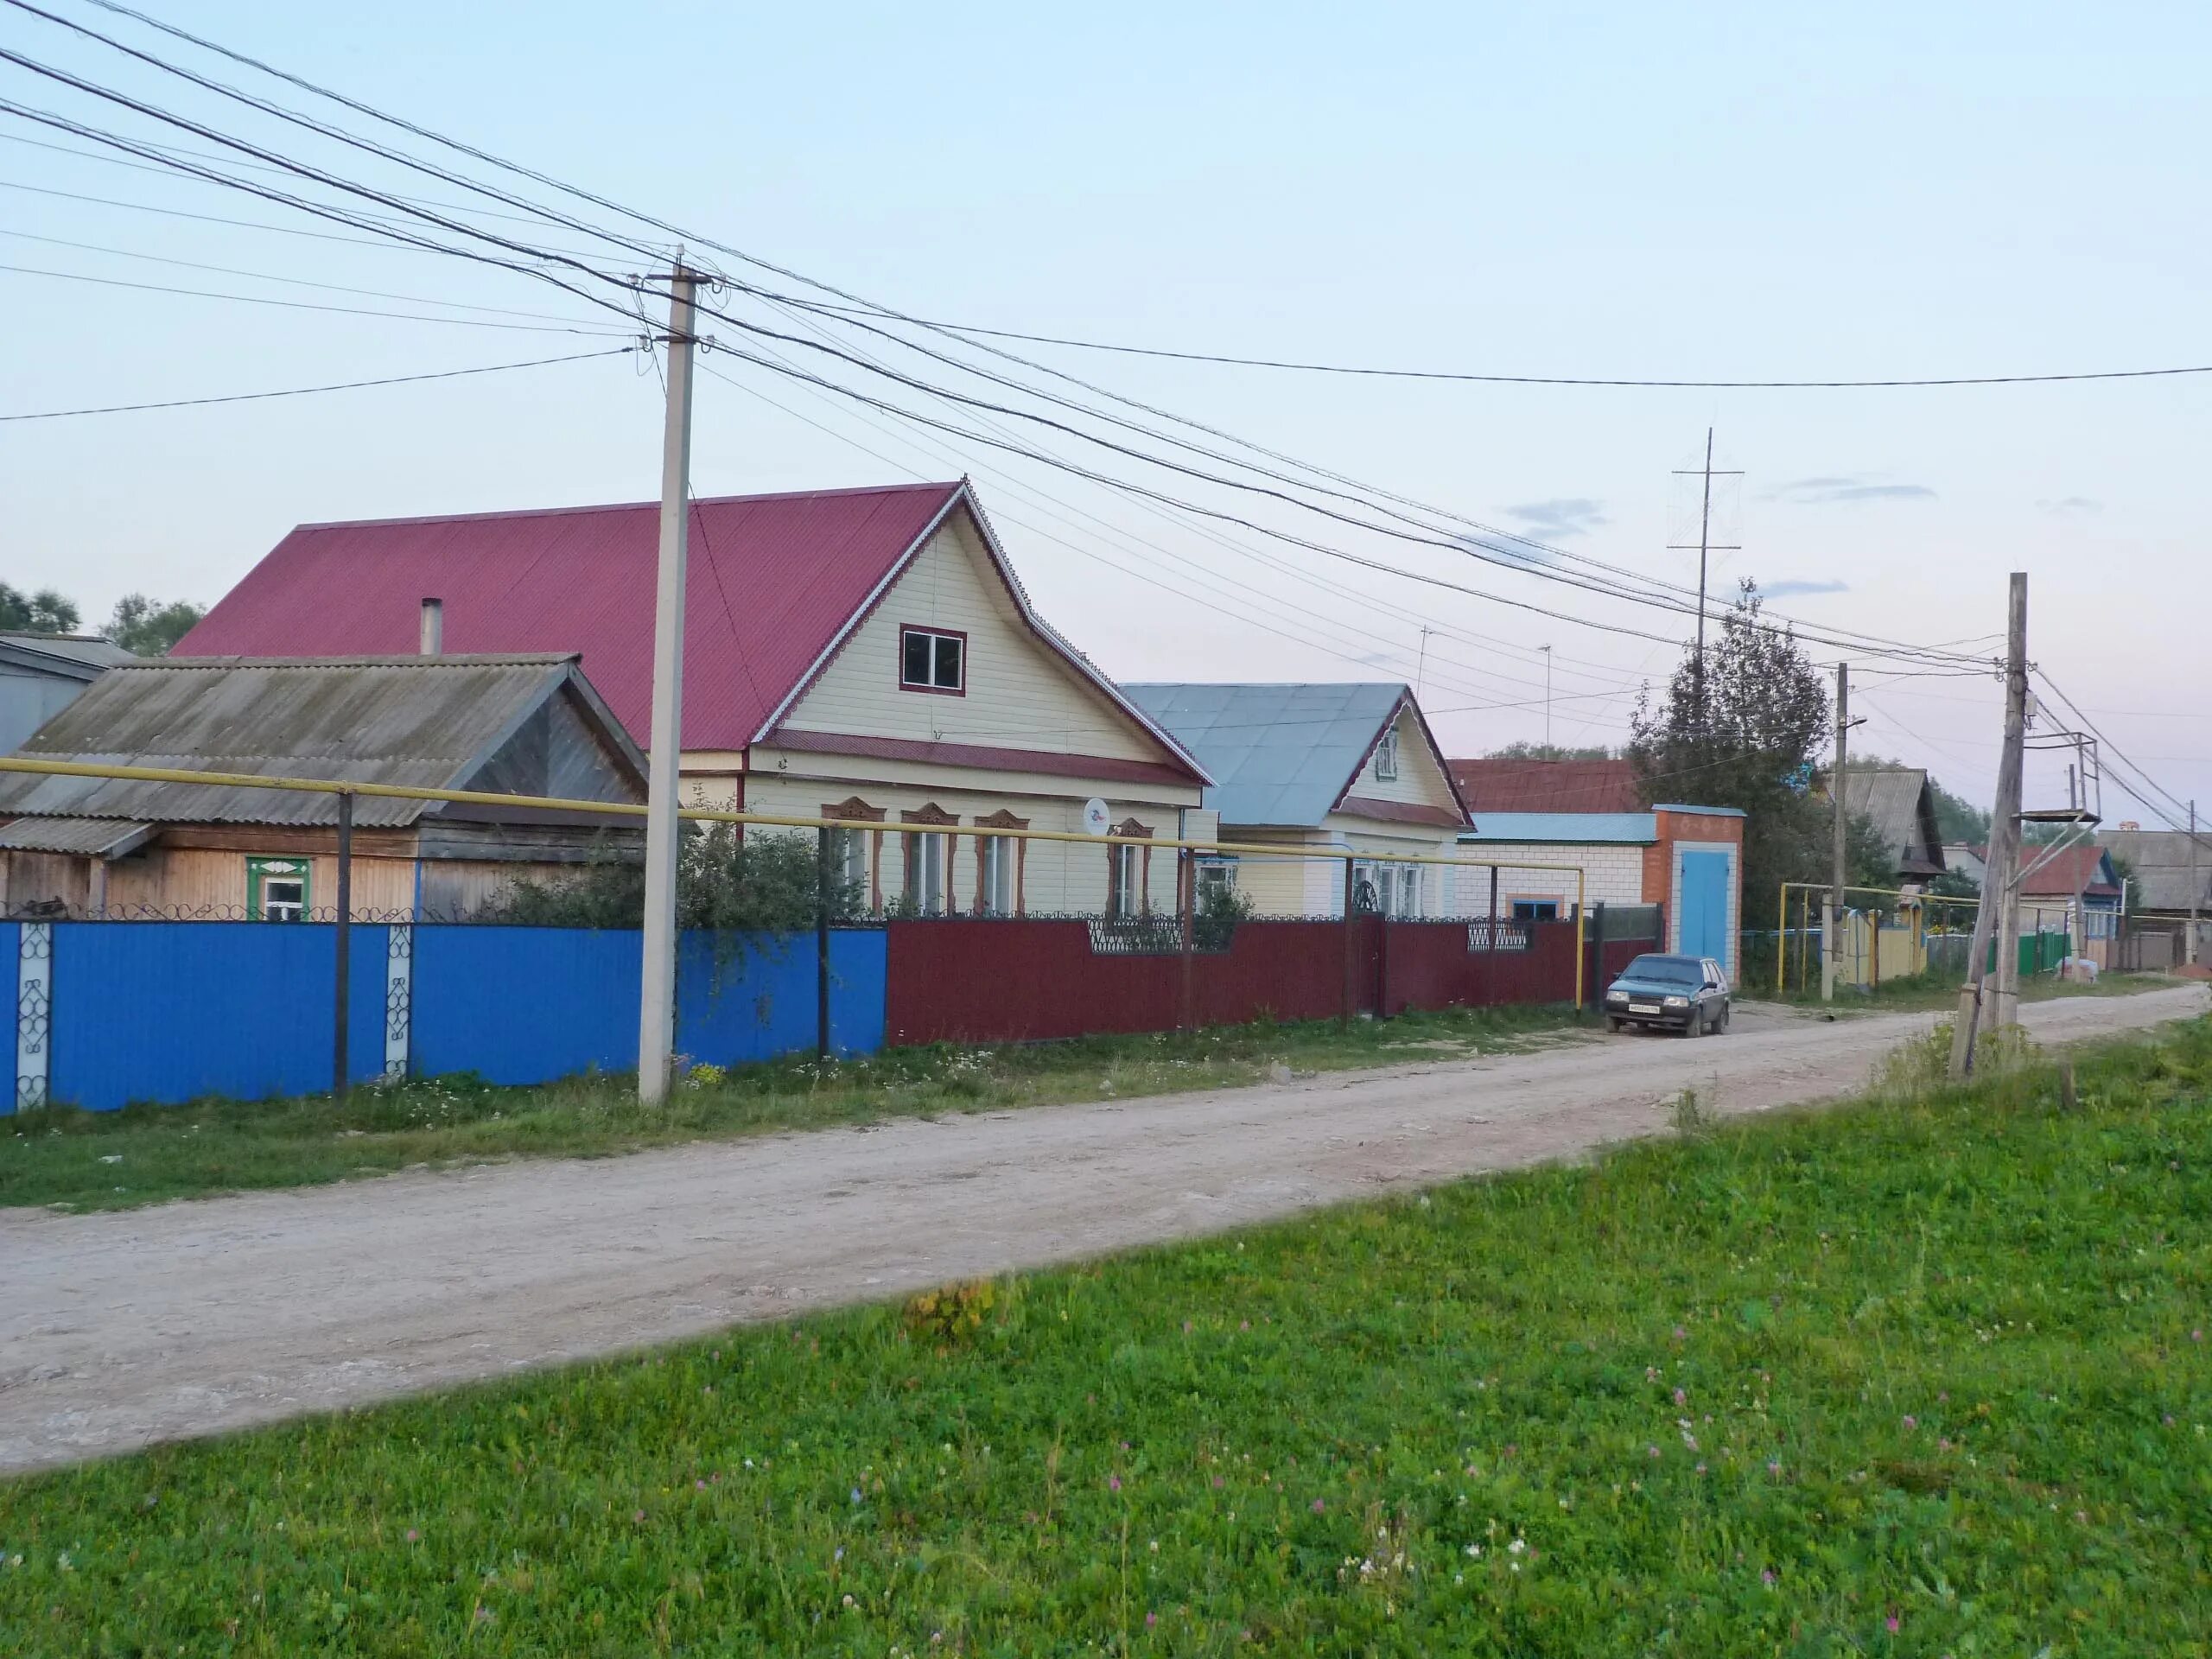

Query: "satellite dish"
(1083, 798), (1110, 838)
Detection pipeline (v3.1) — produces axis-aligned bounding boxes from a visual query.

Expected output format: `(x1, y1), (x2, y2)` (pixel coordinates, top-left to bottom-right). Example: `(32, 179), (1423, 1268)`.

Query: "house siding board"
(1346, 707), (1462, 817)
(778, 518), (1164, 767)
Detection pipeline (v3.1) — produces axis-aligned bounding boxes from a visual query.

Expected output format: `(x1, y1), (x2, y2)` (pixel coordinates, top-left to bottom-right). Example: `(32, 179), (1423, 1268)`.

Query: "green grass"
(0, 1002), (1591, 1215)
(1754, 967), (2175, 1014)
(5, 1020), (2209, 1655)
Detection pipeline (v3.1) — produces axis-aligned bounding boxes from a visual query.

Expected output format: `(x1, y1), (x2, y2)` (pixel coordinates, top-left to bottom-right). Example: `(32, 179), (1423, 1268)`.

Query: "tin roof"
(2018, 842), (2120, 899)
(0, 655), (645, 828)
(171, 482), (1203, 785)
(1459, 811), (1659, 845)
(1121, 683), (1438, 828)
(177, 483), (963, 752)
(2100, 828), (2212, 912)
(1448, 757), (1641, 812)
(0, 632), (137, 677)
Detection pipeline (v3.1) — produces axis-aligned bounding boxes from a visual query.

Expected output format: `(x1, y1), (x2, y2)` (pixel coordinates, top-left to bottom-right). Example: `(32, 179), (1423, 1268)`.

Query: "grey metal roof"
(0, 655), (645, 829)
(0, 632), (137, 677)
(0, 817), (153, 856)
(1459, 812), (1658, 845)
(1121, 683), (1405, 828)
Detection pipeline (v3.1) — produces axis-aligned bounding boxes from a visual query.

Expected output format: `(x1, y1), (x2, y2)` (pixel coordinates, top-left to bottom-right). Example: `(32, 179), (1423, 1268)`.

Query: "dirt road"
(3, 985), (2200, 1474)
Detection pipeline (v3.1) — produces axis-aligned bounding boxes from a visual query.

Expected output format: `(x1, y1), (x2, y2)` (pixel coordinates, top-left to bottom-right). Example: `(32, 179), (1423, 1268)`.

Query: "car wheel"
(1682, 1014), (1700, 1038)
(1716, 1003), (1731, 1034)
(1606, 1016), (1624, 1033)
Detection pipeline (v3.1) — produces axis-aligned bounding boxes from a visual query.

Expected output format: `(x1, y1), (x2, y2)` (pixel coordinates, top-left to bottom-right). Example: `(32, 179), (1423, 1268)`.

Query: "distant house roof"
(175, 481), (1203, 779)
(1830, 765), (1946, 877)
(1447, 756), (1640, 813)
(0, 632), (137, 678)
(0, 654), (645, 830)
(1121, 683), (1463, 829)
(2018, 842), (2120, 900)
(2099, 828), (2212, 912)
(1459, 812), (1659, 845)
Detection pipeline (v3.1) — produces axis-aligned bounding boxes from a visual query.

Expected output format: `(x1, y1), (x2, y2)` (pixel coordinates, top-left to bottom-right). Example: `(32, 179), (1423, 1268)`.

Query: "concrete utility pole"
(1949, 572), (2029, 1077)
(637, 264), (700, 1106)
(2191, 800), (2201, 968)
(1823, 661), (1849, 1002)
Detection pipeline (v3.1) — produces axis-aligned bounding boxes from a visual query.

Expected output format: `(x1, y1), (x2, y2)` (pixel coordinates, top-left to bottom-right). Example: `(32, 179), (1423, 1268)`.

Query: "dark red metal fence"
(883, 915), (1660, 1047)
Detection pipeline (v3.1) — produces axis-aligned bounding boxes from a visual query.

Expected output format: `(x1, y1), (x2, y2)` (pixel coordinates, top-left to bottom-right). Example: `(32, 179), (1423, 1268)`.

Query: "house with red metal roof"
(2016, 841), (2123, 964)
(1447, 756), (1640, 814)
(179, 480), (1210, 917)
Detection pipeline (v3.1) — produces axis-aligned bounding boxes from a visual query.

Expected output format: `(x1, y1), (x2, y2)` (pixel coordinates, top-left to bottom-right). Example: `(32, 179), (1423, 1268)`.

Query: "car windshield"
(1621, 955), (1703, 987)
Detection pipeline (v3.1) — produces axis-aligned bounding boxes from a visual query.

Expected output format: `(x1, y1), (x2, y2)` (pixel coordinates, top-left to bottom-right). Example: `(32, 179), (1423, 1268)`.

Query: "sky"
(3, 0), (2206, 829)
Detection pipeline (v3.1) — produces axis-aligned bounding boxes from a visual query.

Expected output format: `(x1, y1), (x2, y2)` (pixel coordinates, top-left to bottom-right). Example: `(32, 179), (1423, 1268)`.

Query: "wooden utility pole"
(637, 264), (700, 1106)
(1822, 662), (1849, 1002)
(1949, 573), (2029, 1077)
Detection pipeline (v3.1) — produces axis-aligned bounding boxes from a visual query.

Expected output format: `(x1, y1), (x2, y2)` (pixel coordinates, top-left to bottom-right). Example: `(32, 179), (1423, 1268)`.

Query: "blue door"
(1679, 851), (1732, 972)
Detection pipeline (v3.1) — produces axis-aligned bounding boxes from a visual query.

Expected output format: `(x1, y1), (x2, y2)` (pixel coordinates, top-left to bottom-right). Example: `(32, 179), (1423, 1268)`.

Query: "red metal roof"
(176, 482), (967, 752)
(1447, 757), (1641, 813)
(2018, 842), (2120, 898)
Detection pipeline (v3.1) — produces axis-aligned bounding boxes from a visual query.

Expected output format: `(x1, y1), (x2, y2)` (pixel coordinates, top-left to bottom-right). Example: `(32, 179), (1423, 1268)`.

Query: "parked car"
(1604, 953), (1731, 1036)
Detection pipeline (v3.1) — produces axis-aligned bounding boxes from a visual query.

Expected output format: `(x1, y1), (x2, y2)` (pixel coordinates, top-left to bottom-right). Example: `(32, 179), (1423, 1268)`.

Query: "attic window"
(1373, 725), (1400, 782)
(899, 626), (965, 695)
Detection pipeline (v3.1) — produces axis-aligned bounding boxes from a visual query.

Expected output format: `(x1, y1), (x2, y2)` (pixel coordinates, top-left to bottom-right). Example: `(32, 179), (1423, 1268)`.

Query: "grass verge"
(1, 1001), (1591, 1215)
(1753, 967), (2174, 1014)
(3, 1017), (2208, 1652)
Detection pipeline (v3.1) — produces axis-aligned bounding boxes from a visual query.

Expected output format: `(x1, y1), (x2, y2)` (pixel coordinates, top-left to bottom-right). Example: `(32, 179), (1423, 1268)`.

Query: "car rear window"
(1622, 956), (1702, 986)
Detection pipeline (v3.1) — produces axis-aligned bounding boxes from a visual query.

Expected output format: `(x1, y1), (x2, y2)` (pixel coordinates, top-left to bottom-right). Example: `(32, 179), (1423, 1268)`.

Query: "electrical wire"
(785, 302), (2212, 391)
(0, 259), (634, 333)
(0, 344), (638, 421)
(0, 8), (2008, 678)
(10, 2), (2007, 673)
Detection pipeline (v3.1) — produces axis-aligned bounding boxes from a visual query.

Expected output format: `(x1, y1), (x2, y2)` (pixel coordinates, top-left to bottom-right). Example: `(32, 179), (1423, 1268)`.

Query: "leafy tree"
(106, 594), (206, 656)
(1927, 773), (1991, 847)
(1484, 741), (1616, 761)
(1630, 579), (1879, 914)
(474, 827), (864, 931)
(0, 583), (81, 634)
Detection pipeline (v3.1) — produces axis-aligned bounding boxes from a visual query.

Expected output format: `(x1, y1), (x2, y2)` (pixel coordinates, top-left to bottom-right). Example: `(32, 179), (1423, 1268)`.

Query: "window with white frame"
(980, 836), (1016, 915)
(1107, 842), (1142, 918)
(1391, 864), (1422, 918)
(246, 856), (309, 922)
(899, 626), (965, 693)
(1373, 724), (1400, 782)
(1195, 857), (1237, 904)
(835, 827), (869, 895)
(902, 831), (947, 912)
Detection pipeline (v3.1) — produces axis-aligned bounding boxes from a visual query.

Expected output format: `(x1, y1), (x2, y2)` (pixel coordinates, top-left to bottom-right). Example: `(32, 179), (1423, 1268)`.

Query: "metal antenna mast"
(1669, 427), (1743, 724)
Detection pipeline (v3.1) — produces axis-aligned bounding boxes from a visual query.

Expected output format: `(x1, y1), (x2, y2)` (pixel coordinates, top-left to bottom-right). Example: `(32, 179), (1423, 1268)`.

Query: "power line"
(782, 302), (2212, 391)
(0, 226), (639, 325)
(0, 345), (638, 421)
(0, 259), (634, 333)
(0, 12), (2000, 677)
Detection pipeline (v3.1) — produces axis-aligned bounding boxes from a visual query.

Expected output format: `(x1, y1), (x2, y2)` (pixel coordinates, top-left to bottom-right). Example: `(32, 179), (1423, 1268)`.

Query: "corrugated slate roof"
(1833, 765), (1945, 875)
(1459, 811), (1658, 845)
(1448, 757), (1640, 813)
(0, 655), (641, 828)
(0, 817), (153, 856)
(1121, 683), (1407, 828)
(176, 482), (965, 752)
(2100, 829), (2212, 912)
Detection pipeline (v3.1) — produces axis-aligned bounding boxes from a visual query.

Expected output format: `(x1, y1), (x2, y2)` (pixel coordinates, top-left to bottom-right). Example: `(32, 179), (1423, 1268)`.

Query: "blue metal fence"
(7, 922), (887, 1113)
